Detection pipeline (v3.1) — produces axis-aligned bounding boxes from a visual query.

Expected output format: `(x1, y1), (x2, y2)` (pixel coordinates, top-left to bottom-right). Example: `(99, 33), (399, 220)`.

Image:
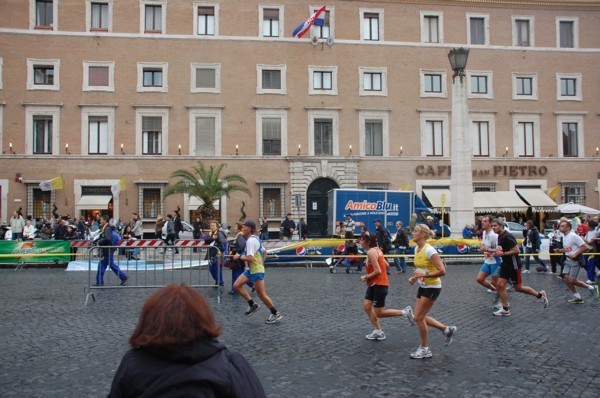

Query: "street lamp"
(448, 47), (470, 82)
(448, 48), (474, 237)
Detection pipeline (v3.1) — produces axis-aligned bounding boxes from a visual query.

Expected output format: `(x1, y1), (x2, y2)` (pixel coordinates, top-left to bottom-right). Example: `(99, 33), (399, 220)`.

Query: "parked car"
(505, 221), (545, 240)
(178, 220), (195, 240)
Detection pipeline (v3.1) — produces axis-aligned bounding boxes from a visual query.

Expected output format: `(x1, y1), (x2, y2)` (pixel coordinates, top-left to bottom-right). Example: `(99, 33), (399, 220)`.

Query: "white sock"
(574, 293), (582, 299)
(588, 285), (595, 290)
(443, 326), (449, 334)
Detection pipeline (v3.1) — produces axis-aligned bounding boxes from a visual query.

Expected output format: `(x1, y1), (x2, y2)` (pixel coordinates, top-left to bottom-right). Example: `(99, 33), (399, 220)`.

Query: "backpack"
(110, 228), (122, 246)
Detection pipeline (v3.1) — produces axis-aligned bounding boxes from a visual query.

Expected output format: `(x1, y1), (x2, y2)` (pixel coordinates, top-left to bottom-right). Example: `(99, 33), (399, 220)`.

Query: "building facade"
(0, 0), (599, 235)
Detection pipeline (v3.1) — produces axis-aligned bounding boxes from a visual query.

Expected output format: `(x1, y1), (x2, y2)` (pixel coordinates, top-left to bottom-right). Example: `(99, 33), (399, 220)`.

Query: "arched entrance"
(306, 178), (339, 237)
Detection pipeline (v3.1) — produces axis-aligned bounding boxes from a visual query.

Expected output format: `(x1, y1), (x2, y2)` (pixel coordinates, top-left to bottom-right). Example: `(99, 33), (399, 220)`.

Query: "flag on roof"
(292, 5), (326, 39)
(39, 176), (64, 191)
(111, 178), (126, 196)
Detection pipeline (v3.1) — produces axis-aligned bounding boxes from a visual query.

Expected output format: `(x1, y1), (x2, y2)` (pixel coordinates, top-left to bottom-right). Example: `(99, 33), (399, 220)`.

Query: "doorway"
(306, 178), (339, 237)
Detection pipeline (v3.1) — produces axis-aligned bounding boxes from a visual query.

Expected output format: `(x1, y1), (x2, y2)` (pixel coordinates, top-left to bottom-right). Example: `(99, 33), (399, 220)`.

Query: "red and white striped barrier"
(175, 240), (206, 247)
(119, 239), (164, 247)
(71, 241), (93, 248)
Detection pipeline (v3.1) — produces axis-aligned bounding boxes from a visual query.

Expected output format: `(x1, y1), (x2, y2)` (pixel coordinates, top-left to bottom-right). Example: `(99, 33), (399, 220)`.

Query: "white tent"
(556, 202), (600, 215)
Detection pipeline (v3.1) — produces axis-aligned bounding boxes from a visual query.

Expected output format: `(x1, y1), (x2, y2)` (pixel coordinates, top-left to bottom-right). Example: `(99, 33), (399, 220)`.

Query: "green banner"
(0, 240), (71, 263)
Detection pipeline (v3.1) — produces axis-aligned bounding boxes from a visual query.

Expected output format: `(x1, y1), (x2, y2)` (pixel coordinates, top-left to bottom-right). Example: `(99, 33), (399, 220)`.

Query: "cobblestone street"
(0, 264), (598, 397)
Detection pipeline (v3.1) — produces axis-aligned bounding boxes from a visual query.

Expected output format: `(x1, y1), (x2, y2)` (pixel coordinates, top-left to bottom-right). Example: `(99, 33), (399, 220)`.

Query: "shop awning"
(76, 195), (112, 210)
(473, 191), (529, 213)
(515, 189), (557, 212)
(422, 189), (451, 214)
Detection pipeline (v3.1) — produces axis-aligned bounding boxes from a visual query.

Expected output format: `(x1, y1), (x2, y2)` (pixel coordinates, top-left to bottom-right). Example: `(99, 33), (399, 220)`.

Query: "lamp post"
(448, 47), (474, 237)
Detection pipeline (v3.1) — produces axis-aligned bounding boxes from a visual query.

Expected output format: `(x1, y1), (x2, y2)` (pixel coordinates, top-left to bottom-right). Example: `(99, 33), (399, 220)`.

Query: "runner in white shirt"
(556, 220), (599, 304)
(475, 215), (502, 308)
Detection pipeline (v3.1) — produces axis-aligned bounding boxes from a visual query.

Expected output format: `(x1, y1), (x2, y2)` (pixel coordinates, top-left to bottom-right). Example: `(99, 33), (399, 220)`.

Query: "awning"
(76, 195), (112, 210)
(516, 189), (557, 213)
(473, 191), (529, 213)
(422, 189), (451, 214)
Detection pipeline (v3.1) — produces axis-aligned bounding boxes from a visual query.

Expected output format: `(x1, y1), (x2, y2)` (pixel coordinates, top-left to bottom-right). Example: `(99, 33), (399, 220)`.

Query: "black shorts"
(416, 287), (441, 301)
(499, 266), (522, 285)
(365, 285), (389, 308)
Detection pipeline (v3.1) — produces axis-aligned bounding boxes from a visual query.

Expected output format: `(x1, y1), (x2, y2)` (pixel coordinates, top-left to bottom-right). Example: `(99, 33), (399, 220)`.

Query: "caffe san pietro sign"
(415, 164), (548, 178)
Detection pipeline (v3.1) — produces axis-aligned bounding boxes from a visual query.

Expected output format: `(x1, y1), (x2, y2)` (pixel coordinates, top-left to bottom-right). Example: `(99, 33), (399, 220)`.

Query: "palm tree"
(163, 162), (251, 225)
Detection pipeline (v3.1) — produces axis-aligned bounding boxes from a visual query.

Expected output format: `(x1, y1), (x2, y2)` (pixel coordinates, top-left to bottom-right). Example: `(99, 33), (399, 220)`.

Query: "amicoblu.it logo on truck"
(344, 200), (399, 213)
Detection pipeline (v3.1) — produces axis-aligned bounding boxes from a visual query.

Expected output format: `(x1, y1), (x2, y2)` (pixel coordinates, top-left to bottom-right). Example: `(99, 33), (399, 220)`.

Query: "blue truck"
(327, 189), (451, 237)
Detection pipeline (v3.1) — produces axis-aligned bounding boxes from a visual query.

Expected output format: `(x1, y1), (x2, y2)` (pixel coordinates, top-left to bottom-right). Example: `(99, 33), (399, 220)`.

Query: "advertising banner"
(0, 241), (71, 264)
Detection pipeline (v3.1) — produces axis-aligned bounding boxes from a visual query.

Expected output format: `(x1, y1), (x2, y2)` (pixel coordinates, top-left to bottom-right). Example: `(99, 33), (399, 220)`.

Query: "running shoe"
(245, 303), (260, 315)
(522, 270), (530, 274)
(590, 285), (599, 299)
(567, 297), (584, 304)
(410, 346), (432, 359)
(444, 326), (457, 346)
(538, 290), (549, 308)
(365, 330), (386, 341)
(265, 313), (283, 324)
(493, 308), (511, 316)
(486, 289), (494, 294)
(403, 306), (415, 327)
(585, 280), (595, 285)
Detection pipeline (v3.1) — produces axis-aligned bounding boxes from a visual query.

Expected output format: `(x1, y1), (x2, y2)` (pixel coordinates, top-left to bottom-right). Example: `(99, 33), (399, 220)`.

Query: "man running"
(233, 220), (283, 324)
(476, 215), (502, 308)
(491, 219), (548, 316)
(556, 220), (599, 303)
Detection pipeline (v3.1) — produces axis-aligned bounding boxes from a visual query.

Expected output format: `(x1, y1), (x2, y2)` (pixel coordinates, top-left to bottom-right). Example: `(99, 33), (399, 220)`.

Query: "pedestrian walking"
(233, 220), (283, 324)
(94, 215), (127, 286)
(205, 220), (227, 286)
(108, 284), (266, 398)
(359, 231), (414, 342)
(408, 224), (457, 359)
(392, 220), (409, 274)
(555, 220), (599, 304)
(523, 220), (547, 273)
(490, 218), (548, 316)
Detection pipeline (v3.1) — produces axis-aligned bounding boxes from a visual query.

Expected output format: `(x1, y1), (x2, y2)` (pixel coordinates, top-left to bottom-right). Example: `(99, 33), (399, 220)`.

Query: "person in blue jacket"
(95, 215), (127, 286)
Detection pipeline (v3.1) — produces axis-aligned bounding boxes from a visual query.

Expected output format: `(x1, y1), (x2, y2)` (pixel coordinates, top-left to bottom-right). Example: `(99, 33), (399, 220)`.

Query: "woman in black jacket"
(523, 220), (548, 273)
(109, 284), (265, 398)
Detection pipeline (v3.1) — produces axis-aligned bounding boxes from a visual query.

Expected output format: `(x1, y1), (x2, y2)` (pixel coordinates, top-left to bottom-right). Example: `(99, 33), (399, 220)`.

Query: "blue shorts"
(480, 259), (501, 276)
(243, 269), (265, 284)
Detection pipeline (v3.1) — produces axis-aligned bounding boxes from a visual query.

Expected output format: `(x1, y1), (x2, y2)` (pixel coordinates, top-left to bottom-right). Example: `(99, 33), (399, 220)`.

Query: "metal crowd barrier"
(83, 239), (219, 306)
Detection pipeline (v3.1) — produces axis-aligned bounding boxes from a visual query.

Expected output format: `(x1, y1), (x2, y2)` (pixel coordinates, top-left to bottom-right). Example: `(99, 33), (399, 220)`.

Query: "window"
(557, 17), (578, 48)
(360, 9), (383, 41)
(512, 16), (534, 47)
(467, 71), (493, 99)
(27, 59), (59, 91)
(87, 1), (112, 32)
(31, 188), (53, 219)
(142, 188), (162, 219)
(136, 107), (168, 156)
(420, 111), (448, 157)
(359, 111), (389, 157)
(88, 117), (108, 155)
(25, 105), (60, 155)
(359, 67), (387, 96)
(556, 73), (582, 101)
(313, 8), (332, 39)
(420, 70), (447, 98)
(142, 117), (162, 155)
(516, 121), (534, 157)
(562, 182), (585, 205)
(472, 121), (490, 157)
(0, 57), (3, 90)
(314, 119), (333, 156)
(512, 73), (537, 100)
(263, 188), (282, 218)
(256, 109), (287, 156)
(425, 121), (443, 156)
(562, 122), (578, 157)
(260, 6), (282, 38)
(556, 114), (583, 159)
(83, 61), (114, 91)
(309, 66), (337, 95)
(421, 12), (443, 43)
(137, 62), (168, 92)
(189, 108), (221, 156)
(33, 116), (53, 154)
(257, 65), (286, 94)
(190, 63), (220, 93)
(34, 0), (54, 28)
(81, 106), (115, 156)
(196, 4), (217, 36)
(467, 14), (489, 45)
(141, 0), (166, 34)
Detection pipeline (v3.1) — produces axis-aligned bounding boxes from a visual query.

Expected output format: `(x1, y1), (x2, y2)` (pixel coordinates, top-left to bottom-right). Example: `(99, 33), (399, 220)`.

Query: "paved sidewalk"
(0, 264), (598, 397)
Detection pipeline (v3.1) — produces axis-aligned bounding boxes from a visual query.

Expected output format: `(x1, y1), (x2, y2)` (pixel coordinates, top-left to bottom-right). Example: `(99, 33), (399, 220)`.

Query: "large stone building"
(0, 0), (599, 236)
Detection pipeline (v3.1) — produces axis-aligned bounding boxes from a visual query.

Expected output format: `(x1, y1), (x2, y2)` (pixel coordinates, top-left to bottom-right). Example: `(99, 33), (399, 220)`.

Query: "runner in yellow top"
(359, 231), (414, 341)
(408, 224), (457, 358)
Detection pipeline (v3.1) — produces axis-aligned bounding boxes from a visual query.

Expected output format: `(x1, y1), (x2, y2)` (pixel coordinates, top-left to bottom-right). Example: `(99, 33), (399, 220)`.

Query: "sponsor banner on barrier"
(0, 240), (71, 263)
